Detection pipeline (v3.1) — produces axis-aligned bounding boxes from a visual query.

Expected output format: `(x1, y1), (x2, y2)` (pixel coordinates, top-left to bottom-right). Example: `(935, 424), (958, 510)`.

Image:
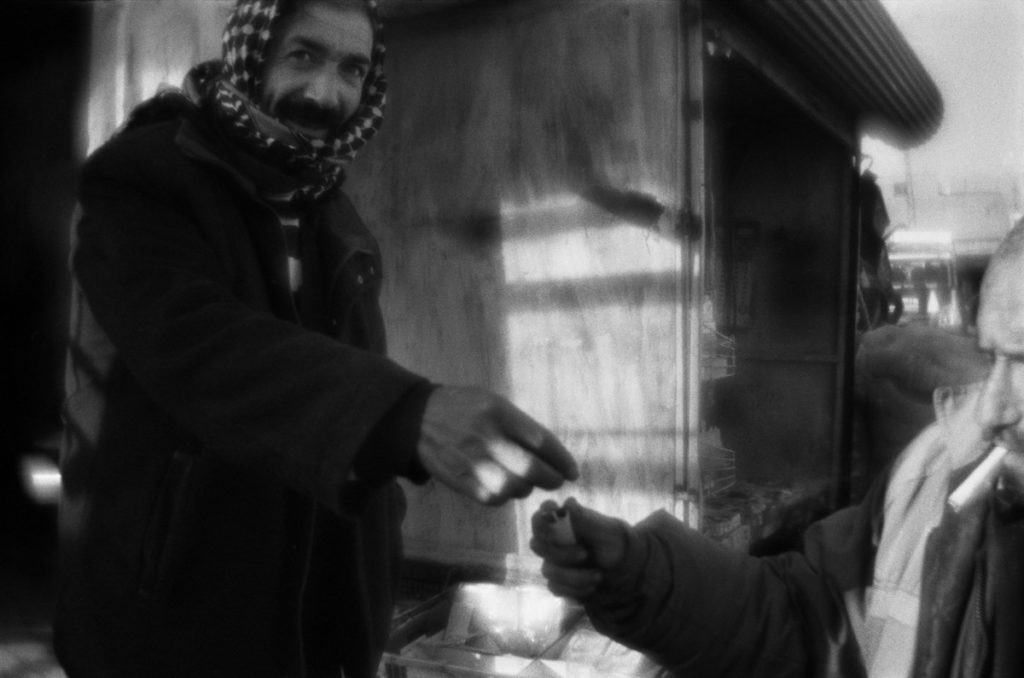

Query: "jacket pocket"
(327, 250), (386, 351)
(139, 448), (195, 598)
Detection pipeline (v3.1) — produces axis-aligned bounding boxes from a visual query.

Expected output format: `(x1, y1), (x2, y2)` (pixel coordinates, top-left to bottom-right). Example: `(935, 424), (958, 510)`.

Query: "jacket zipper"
(256, 198), (316, 676)
(178, 118), (339, 674)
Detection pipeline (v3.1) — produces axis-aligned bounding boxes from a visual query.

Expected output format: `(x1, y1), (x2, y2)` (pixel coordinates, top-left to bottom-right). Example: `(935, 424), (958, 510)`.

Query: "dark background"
(1, 0), (89, 603)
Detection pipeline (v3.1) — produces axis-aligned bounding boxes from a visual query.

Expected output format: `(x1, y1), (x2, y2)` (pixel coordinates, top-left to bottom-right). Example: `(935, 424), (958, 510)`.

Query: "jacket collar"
(174, 114), (308, 202)
(174, 112), (379, 269)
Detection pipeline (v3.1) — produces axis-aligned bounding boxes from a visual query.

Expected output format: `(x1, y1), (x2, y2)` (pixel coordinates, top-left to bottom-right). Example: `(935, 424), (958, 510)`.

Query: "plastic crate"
(381, 583), (662, 678)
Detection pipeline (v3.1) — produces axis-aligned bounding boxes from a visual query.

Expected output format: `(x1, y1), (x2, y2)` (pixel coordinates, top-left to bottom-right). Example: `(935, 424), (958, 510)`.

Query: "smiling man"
(55, 1), (578, 677)
(260, 0), (373, 140)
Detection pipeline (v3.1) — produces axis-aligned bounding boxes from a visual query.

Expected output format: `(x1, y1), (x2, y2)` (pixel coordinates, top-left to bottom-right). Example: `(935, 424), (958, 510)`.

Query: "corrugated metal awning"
(379, 0), (943, 147)
(728, 1), (943, 147)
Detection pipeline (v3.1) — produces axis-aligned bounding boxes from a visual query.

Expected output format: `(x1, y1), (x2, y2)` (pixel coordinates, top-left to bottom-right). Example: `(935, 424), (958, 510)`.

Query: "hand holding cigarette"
(530, 498), (630, 599)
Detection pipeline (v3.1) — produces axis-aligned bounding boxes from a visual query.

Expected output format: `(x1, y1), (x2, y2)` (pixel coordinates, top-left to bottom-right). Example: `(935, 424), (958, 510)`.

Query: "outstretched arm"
(532, 499), (872, 678)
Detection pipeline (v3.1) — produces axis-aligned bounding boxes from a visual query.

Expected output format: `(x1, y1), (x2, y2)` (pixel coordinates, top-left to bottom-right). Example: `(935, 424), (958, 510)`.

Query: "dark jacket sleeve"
(582, 478), (889, 677)
(72, 124), (427, 515)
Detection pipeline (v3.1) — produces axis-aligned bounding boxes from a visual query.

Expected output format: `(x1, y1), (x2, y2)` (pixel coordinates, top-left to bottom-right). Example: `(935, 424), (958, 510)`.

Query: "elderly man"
(56, 1), (577, 676)
(532, 225), (1024, 677)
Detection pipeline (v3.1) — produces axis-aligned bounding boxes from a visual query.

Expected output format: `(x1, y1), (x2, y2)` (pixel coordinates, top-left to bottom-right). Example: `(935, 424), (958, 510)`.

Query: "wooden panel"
(345, 0), (690, 566)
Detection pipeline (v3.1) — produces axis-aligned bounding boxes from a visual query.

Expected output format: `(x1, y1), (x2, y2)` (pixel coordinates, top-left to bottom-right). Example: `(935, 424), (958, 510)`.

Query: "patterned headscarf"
(188, 0), (387, 204)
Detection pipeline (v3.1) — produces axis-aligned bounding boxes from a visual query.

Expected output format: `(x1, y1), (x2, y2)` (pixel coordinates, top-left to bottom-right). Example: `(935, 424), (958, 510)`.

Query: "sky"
(862, 0), (1024, 236)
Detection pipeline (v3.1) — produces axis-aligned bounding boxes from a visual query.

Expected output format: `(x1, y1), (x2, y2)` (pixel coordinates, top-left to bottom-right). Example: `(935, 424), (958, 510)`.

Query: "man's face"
(974, 253), (1024, 455)
(260, 0), (373, 140)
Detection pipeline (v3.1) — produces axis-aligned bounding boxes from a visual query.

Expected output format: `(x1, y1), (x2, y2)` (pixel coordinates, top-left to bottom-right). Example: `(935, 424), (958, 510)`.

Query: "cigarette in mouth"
(947, 445), (1009, 513)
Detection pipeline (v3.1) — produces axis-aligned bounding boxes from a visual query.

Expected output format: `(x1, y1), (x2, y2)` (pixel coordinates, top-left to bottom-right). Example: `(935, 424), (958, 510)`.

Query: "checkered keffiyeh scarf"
(188, 0), (387, 204)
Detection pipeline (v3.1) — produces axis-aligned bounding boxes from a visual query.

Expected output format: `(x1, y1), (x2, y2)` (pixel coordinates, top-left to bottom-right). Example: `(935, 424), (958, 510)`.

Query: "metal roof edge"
(725, 0), (944, 148)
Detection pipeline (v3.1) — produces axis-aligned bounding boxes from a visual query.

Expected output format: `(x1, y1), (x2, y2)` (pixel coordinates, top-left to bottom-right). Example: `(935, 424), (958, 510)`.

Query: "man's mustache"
(274, 98), (345, 132)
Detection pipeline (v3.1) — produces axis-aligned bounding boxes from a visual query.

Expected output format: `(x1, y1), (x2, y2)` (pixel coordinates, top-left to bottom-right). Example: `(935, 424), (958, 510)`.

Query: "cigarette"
(544, 507), (577, 545)
(947, 445), (1009, 513)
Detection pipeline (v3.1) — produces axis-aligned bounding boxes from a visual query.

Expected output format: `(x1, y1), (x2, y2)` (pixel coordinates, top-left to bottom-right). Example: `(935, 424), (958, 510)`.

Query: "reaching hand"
(529, 497), (629, 599)
(416, 385), (579, 506)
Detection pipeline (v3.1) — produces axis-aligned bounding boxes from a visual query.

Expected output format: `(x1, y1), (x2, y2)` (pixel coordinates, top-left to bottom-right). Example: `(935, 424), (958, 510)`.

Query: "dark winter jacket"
(584, 387), (1024, 678)
(56, 102), (429, 678)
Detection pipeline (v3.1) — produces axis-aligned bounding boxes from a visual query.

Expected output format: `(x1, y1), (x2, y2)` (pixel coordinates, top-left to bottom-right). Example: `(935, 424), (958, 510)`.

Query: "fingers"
(539, 560), (602, 599)
(425, 449), (539, 506)
(563, 497), (612, 543)
(529, 535), (589, 566)
(537, 499), (560, 513)
(497, 402), (579, 482)
(530, 501), (598, 600)
(488, 436), (567, 491)
(415, 391), (577, 507)
(458, 459), (534, 506)
(530, 500), (560, 538)
(417, 386), (578, 506)
(558, 498), (628, 571)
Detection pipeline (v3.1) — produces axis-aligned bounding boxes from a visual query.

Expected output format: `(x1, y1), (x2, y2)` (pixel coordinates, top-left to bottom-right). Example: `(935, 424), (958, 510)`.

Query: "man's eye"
(288, 50), (316, 64)
(343, 63), (369, 80)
